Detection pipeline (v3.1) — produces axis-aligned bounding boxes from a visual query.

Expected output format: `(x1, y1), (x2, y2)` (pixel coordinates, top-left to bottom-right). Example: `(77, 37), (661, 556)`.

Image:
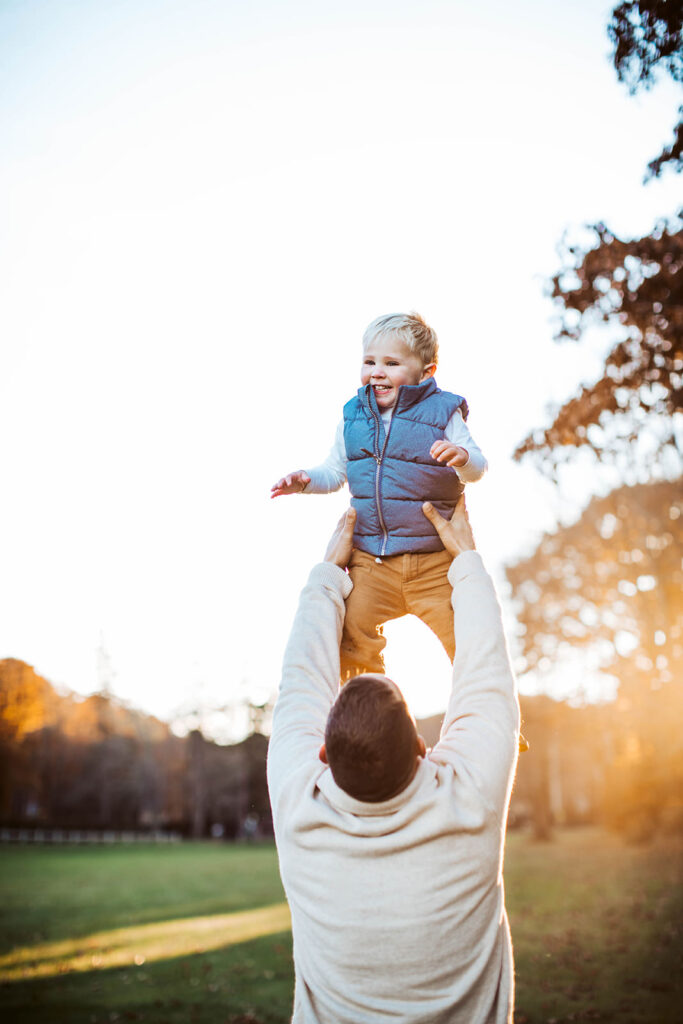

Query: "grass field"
(0, 828), (681, 1023)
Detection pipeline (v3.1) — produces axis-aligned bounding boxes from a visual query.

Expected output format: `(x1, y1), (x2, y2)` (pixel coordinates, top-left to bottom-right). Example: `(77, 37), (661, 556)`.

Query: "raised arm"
(270, 420), (347, 497)
(422, 501), (519, 810)
(267, 509), (356, 812)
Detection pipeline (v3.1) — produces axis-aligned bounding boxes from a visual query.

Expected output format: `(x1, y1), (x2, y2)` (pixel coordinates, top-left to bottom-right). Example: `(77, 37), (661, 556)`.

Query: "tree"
(608, 0), (683, 179)
(510, 4), (683, 839)
(506, 481), (682, 686)
(507, 482), (683, 839)
(514, 0), (682, 475)
(514, 216), (682, 474)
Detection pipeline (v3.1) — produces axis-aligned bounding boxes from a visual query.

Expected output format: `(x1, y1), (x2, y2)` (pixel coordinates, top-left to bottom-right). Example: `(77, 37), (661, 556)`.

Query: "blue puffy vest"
(343, 378), (468, 556)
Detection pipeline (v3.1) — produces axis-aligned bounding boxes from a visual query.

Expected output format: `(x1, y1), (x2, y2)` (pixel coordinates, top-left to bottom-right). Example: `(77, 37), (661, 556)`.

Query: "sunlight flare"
(0, 902), (291, 981)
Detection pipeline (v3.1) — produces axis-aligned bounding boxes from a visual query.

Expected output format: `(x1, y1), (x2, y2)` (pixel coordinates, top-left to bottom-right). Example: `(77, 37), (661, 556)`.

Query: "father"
(267, 500), (520, 1023)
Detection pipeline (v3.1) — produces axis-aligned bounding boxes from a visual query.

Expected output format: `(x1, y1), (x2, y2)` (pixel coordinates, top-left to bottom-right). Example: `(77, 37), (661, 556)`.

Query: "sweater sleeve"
(445, 408), (488, 483)
(303, 419), (348, 494)
(267, 562), (353, 812)
(431, 551), (520, 812)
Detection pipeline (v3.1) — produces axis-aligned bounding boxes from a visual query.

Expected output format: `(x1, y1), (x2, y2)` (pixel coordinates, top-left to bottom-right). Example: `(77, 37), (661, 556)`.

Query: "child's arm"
(270, 420), (347, 498)
(430, 408), (487, 483)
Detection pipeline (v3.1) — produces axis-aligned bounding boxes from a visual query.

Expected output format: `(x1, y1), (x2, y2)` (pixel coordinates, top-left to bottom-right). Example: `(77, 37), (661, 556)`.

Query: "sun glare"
(0, 903), (291, 982)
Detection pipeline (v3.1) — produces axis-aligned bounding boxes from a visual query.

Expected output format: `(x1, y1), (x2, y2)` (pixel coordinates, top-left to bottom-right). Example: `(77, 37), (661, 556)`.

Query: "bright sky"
(1, 0), (680, 738)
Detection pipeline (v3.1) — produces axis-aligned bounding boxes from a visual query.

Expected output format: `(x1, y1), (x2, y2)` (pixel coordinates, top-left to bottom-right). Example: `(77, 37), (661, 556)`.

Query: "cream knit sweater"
(267, 551), (520, 1023)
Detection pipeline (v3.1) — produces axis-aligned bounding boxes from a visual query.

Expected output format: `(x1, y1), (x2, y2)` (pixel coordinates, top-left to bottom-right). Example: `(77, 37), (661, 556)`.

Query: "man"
(267, 500), (520, 1023)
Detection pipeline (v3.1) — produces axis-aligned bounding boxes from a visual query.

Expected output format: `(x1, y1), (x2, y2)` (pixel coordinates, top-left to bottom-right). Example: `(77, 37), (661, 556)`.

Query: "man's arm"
(422, 502), (520, 808)
(266, 509), (356, 813)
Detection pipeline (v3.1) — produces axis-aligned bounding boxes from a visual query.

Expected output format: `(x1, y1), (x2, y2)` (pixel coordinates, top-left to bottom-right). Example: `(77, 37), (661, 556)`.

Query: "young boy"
(271, 312), (487, 681)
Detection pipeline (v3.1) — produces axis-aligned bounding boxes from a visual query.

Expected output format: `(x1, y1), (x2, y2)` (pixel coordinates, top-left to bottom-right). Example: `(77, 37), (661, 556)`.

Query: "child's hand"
(430, 440), (469, 468)
(270, 471), (311, 498)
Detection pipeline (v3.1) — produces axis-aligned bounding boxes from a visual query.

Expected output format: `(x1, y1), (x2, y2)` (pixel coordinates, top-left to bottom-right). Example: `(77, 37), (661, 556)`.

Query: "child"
(271, 311), (487, 681)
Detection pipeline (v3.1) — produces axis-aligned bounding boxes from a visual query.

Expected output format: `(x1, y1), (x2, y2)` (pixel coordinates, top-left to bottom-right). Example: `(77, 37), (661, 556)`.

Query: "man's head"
(319, 674), (426, 801)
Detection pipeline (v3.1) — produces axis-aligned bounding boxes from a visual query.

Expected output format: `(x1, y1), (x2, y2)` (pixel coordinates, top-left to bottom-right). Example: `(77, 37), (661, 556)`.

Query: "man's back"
(268, 521), (519, 1024)
(276, 751), (513, 1023)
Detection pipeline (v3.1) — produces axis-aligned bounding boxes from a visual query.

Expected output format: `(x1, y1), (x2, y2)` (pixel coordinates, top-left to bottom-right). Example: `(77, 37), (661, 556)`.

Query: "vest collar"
(358, 376), (439, 415)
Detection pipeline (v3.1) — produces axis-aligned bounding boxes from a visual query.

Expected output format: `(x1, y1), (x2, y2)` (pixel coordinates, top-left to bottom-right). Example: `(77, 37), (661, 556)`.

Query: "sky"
(1, 0), (681, 739)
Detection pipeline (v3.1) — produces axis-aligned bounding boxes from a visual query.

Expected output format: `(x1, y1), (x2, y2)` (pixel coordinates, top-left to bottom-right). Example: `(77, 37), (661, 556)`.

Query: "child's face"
(361, 333), (436, 411)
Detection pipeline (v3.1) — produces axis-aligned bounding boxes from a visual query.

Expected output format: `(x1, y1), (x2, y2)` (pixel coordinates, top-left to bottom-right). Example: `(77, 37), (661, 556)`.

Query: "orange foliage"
(0, 659), (59, 740)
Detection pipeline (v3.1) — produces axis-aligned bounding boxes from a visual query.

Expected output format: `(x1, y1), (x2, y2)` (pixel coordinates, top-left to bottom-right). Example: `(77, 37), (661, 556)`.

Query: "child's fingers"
(431, 441), (461, 463)
(271, 472), (309, 497)
(271, 477), (294, 498)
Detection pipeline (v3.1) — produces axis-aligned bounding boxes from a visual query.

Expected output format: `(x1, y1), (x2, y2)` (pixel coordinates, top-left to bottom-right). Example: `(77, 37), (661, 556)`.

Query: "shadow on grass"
(0, 843), (285, 957)
(1, 929), (295, 1024)
(3, 831), (681, 1023)
(0, 903), (291, 981)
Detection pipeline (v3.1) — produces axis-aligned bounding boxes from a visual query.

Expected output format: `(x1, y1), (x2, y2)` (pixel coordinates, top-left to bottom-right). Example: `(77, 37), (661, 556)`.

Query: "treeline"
(3, 655), (681, 844)
(422, 670), (682, 844)
(0, 659), (270, 839)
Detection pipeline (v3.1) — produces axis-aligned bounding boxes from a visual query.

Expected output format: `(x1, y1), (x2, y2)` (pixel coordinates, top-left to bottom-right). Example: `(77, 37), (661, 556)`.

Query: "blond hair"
(362, 312), (439, 367)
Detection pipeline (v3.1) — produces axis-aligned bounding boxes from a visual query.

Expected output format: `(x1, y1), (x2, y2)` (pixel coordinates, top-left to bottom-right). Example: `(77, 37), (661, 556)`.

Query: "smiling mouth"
(373, 384), (392, 392)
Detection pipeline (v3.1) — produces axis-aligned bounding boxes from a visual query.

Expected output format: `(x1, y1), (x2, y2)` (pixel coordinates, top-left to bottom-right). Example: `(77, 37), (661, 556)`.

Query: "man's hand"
(270, 470), (311, 498)
(422, 498), (476, 557)
(324, 507), (357, 568)
(430, 440), (469, 468)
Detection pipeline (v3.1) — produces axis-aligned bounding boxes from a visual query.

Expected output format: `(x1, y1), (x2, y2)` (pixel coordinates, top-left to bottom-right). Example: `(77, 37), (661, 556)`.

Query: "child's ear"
(421, 363), (437, 381)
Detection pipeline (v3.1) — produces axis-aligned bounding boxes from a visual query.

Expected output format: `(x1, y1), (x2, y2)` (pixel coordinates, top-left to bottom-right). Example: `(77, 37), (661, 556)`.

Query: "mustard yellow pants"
(340, 548), (454, 680)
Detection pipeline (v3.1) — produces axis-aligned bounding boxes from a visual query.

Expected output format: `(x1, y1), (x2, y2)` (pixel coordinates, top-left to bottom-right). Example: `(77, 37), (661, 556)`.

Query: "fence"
(0, 827), (182, 844)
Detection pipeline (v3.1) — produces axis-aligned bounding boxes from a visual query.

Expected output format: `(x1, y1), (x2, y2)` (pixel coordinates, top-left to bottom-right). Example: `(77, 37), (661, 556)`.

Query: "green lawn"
(0, 829), (680, 1023)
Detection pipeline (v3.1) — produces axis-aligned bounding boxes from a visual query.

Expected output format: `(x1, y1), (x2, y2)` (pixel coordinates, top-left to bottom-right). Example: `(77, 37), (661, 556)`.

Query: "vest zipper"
(367, 401), (393, 561)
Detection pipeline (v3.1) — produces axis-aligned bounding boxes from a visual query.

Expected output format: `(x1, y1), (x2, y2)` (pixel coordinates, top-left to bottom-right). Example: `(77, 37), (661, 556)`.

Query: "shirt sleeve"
(267, 563), (353, 814)
(430, 551), (520, 813)
(445, 408), (488, 483)
(303, 419), (348, 494)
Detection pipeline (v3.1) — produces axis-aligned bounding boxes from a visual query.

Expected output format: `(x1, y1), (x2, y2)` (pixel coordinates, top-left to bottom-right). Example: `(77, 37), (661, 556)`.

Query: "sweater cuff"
(309, 562), (354, 599)
(447, 550), (485, 586)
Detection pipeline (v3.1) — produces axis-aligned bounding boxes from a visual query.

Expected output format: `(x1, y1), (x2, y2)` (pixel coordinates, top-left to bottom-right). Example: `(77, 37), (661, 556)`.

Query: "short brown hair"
(324, 675), (419, 802)
(362, 312), (439, 367)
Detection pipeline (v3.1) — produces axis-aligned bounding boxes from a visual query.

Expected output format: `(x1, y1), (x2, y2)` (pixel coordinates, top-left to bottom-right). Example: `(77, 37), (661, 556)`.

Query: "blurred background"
(1, 0), (681, 845)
